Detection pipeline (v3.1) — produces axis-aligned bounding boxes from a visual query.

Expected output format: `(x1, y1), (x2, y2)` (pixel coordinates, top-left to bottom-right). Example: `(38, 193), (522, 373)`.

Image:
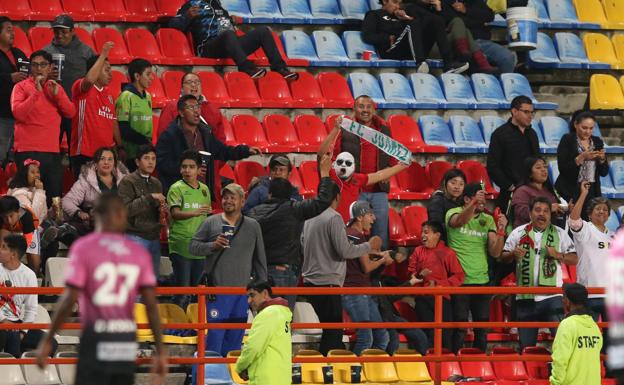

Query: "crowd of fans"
(0, 0), (617, 371)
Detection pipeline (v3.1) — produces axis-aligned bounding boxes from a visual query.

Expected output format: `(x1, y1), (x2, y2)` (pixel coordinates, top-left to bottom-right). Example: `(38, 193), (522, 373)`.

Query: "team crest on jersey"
(202, 189), (208, 197)
(209, 309), (219, 319)
(108, 95), (114, 104)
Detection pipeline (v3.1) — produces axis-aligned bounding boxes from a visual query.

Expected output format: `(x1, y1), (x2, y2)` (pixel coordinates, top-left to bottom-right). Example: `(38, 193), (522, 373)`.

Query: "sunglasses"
(336, 159), (353, 167)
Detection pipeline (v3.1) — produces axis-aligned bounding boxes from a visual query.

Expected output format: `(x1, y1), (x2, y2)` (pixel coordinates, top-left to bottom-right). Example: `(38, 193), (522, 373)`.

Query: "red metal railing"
(0, 286), (608, 385)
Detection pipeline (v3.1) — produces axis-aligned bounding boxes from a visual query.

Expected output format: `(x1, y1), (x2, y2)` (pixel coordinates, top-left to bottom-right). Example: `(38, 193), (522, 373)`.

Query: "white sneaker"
(444, 62), (470, 74)
(416, 61), (429, 74)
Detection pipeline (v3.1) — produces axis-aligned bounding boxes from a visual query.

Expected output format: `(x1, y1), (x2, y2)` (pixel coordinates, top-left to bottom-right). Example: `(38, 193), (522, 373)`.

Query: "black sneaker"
(243, 67), (267, 79)
(443, 61), (470, 74)
(276, 68), (299, 81)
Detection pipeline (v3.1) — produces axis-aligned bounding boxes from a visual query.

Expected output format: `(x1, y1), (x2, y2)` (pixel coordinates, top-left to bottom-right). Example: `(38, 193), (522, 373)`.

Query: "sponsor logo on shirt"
(98, 106), (115, 120)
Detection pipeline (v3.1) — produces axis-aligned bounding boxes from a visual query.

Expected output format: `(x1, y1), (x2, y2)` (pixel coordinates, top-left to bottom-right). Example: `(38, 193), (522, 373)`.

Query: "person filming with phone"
(555, 111), (608, 220)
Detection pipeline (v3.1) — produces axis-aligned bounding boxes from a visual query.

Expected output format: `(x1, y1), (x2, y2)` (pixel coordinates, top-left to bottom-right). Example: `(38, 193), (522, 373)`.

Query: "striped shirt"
(71, 78), (116, 157)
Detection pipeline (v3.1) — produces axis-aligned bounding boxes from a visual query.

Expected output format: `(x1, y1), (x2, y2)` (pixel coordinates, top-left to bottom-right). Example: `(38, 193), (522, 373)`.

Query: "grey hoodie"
(43, 36), (95, 98)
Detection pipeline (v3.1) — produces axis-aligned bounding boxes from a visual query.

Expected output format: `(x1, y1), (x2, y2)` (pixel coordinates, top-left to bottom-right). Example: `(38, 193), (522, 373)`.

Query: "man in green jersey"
(115, 58), (153, 170)
(167, 149), (211, 308)
(446, 182), (507, 352)
(236, 281), (292, 385)
(550, 283), (602, 385)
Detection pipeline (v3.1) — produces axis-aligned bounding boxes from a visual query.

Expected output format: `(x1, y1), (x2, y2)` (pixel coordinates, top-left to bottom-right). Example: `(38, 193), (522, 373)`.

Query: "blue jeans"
(515, 296), (564, 349)
(206, 294), (248, 356)
(268, 265), (299, 311)
(170, 253), (205, 308)
(385, 313), (428, 355)
(476, 39), (517, 74)
(128, 235), (161, 279)
(358, 192), (389, 250)
(342, 294), (389, 355)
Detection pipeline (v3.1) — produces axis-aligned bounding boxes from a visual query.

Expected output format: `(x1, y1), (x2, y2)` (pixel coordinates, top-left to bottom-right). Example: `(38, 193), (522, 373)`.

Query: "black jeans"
(414, 296), (454, 351)
(452, 287), (491, 353)
(304, 283), (344, 355)
(384, 312), (428, 355)
(405, 4), (455, 63)
(15, 151), (62, 206)
(0, 329), (52, 357)
(379, 24), (425, 62)
(200, 27), (287, 72)
(514, 296), (563, 349)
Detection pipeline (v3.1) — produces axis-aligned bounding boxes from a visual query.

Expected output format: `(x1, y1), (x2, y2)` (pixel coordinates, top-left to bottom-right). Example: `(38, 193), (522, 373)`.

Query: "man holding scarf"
(502, 196), (577, 349)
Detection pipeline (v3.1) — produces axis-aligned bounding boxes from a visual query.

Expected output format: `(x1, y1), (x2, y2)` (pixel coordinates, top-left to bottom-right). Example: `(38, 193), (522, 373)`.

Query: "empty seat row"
(490, 0), (601, 29)
(1, 351), (77, 385)
(573, 0), (624, 30)
(223, 0), (379, 23)
(584, 32), (624, 69)
(528, 32), (611, 69)
(590, 74), (624, 110)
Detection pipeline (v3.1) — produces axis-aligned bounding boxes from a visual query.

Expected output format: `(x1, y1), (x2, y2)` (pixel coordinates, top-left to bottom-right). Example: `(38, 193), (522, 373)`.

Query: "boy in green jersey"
(115, 58), (153, 170)
(167, 150), (211, 307)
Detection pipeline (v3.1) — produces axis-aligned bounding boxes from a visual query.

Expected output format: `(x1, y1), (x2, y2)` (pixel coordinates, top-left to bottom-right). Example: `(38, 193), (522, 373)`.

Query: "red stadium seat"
(109, 70), (128, 100)
(5, 162), (17, 180)
(456, 160), (498, 198)
(388, 208), (410, 246)
(393, 301), (418, 322)
(231, 115), (270, 152)
(387, 115), (447, 153)
(425, 350), (463, 383)
(457, 348), (497, 382)
(317, 72), (354, 108)
(123, 0), (159, 22)
(29, 0), (63, 20)
(222, 118), (236, 146)
(521, 347), (551, 382)
(28, 27), (53, 51)
(146, 75), (167, 108)
(294, 115), (327, 153)
(256, 72), (294, 108)
(92, 0), (126, 21)
(400, 205), (427, 244)
(155, 0), (184, 17)
(262, 114), (300, 153)
(61, 0), (95, 21)
(151, 114), (160, 144)
(74, 27), (95, 51)
(161, 70), (184, 101)
(62, 165), (75, 194)
(0, 1), (32, 20)
(155, 29), (194, 65)
(324, 114), (342, 133)
(491, 347), (547, 385)
(197, 72), (231, 108)
(13, 27), (32, 58)
(289, 72), (324, 108)
(299, 161), (319, 195)
(425, 160), (454, 191)
(224, 72), (261, 108)
(234, 161), (266, 191)
(93, 28), (131, 64)
(289, 167), (313, 198)
(393, 162), (433, 200)
(125, 28), (163, 64)
(0, 168), (7, 195)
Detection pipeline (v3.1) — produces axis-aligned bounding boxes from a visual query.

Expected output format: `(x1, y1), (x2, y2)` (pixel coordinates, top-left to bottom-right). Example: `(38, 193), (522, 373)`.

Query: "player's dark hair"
(177, 94), (198, 111)
(422, 220), (443, 235)
(93, 192), (125, 218)
(86, 55), (108, 72)
(462, 183), (481, 200)
(180, 149), (202, 167)
(269, 178), (293, 200)
(246, 280), (273, 296)
(136, 144), (156, 161)
(93, 146), (118, 168)
(30, 50), (52, 64)
(128, 58), (152, 83)
(3, 234), (27, 258)
(0, 196), (21, 214)
(511, 95), (533, 110)
(529, 196), (552, 211)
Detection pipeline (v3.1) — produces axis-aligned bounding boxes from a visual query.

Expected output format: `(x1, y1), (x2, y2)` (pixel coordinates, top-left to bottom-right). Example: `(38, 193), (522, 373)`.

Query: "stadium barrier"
(0, 286), (608, 385)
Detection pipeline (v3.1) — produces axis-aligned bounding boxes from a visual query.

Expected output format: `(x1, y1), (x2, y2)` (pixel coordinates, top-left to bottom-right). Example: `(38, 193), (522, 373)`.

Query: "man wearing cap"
(550, 283), (602, 385)
(190, 182), (267, 357)
(43, 14), (95, 147)
(243, 154), (302, 214)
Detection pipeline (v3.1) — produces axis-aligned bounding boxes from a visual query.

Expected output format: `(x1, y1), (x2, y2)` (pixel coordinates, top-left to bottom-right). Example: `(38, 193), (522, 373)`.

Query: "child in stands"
(0, 196), (40, 275)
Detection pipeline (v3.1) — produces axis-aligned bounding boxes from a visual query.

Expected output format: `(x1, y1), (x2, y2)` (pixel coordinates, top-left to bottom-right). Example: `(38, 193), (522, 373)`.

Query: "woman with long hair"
(427, 168), (467, 236)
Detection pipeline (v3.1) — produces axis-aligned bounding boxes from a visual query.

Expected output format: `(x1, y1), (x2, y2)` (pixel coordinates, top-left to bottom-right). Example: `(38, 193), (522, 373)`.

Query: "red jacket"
(10, 77), (75, 153)
(408, 241), (465, 290)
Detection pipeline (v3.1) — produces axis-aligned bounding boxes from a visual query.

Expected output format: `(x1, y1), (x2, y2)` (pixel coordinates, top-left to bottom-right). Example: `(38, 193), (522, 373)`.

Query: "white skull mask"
(333, 152), (355, 180)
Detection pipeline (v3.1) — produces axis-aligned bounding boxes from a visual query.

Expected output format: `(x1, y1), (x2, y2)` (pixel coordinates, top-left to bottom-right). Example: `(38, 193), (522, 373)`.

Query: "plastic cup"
(362, 50), (373, 60)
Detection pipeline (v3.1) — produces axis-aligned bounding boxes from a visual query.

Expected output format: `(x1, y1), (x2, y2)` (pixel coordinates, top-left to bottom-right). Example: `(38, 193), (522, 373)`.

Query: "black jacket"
(155, 117), (251, 194)
(427, 191), (461, 232)
(440, 0), (495, 40)
(555, 133), (608, 203)
(361, 9), (409, 52)
(168, 0), (232, 56)
(0, 47), (27, 119)
(247, 176), (334, 267)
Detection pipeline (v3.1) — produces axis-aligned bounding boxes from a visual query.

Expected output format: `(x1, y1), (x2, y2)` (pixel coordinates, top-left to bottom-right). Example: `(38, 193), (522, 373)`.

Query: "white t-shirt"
(505, 223), (576, 302)
(569, 218), (613, 298)
(0, 263), (38, 323)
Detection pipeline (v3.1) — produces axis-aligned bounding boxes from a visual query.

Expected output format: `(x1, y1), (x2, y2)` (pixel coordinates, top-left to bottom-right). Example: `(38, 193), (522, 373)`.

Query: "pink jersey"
(608, 230), (624, 371)
(65, 232), (156, 329)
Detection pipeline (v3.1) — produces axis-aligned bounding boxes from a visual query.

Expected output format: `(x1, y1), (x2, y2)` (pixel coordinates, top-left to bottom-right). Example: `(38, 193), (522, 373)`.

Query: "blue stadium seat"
(279, 0), (313, 22)
(347, 72), (390, 107)
(548, 160), (559, 186)
(500, 73), (558, 110)
(479, 115), (507, 144)
(419, 115), (471, 152)
(340, 0), (369, 19)
(620, 207), (624, 223)
(529, 0), (551, 26)
(221, 0), (253, 19)
(191, 351), (232, 385)
(470, 73), (507, 109)
(379, 73), (416, 108)
(449, 115), (488, 153)
(368, 0), (381, 10)
(489, 13), (507, 27)
(439, 74), (478, 109)
(601, 171), (619, 198)
(249, 0), (284, 22)
(529, 33), (565, 69)
(539, 116), (568, 151)
(281, 30), (319, 61)
(312, 30), (348, 66)
(592, 121), (624, 153)
(409, 73), (447, 109)
(310, 0), (345, 23)
(606, 209), (621, 232)
(610, 160), (624, 193)
(342, 31), (398, 67)
(531, 118), (551, 154)
(545, 0), (579, 28)
(554, 32), (610, 69)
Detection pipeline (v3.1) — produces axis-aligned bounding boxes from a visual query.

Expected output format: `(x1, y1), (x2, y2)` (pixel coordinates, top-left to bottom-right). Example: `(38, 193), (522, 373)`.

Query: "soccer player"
(35, 193), (167, 385)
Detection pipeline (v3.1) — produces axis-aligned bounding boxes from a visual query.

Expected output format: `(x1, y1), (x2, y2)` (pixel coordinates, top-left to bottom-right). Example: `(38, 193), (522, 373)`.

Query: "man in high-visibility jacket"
(235, 281), (292, 385)
(550, 283), (602, 385)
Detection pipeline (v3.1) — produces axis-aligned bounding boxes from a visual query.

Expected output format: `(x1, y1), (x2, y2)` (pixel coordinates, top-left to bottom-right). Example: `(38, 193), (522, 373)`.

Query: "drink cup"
(322, 365), (333, 384)
(350, 365), (362, 383)
(51, 53), (65, 81)
(292, 364), (302, 384)
(362, 50), (373, 60)
(222, 224), (236, 248)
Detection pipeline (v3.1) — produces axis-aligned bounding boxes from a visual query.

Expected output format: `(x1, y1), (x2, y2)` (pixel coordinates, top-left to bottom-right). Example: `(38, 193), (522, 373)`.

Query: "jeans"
(452, 288), (491, 353)
(414, 296), (454, 351)
(268, 265), (299, 311)
(128, 235), (161, 279)
(170, 253), (205, 308)
(304, 283), (345, 355)
(385, 313), (428, 355)
(15, 152), (62, 206)
(515, 296), (564, 349)
(476, 39), (517, 74)
(0, 117), (14, 164)
(200, 27), (287, 72)
(358, 192), (389, 250)
(342, 294), (389, 355)
(206, 294), (248, 356)
(0, 329), (49, 357)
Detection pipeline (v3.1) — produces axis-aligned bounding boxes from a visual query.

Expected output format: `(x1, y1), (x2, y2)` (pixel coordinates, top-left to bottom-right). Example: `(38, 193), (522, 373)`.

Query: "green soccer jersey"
(167, 179), (211, 259)
(445, 207), (495, 285)
(115, 88), (153, 161)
